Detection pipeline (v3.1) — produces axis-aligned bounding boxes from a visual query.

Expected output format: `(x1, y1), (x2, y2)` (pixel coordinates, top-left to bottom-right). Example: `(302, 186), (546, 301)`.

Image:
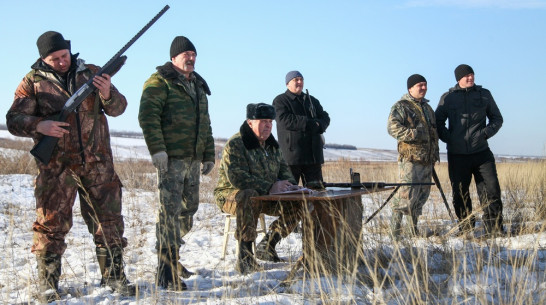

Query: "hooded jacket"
(6, 55), (127, 167)
(138, 62), (214, 162)
(214, 121), (295, 208)
(435, 84), (503, 155)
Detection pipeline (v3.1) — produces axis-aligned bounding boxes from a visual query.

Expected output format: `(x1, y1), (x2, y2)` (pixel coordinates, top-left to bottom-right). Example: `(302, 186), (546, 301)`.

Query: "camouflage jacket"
(6, 55), (126, 167)
(387, 93), (439, 164)
(138, 62), (214, 162)
(214, 121), (296, 208)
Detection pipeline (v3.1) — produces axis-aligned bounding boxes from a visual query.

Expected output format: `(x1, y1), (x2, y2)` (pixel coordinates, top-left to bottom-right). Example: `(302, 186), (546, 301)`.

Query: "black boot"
(96, 247), (136, 296)
(36, 252), (62, 303)
(157, 247), (187, 291)
(236, 240), (260, 275)
(177, 262), (195, 278)
(255, 232), (283, 262)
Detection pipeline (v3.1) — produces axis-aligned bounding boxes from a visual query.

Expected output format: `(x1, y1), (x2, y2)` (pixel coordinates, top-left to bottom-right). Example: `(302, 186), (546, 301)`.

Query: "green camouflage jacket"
(6, 56), (126, 166)
(214, 121), (296, 208)
(387, 93), (439, 164)
(138, 62), (214, 162)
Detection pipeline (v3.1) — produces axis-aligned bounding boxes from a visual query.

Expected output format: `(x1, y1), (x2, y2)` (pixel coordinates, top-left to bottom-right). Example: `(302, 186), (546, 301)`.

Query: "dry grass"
(0, 136), (544, 304)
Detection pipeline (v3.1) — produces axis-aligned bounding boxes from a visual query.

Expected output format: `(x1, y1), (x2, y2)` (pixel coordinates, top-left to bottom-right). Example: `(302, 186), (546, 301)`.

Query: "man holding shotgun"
(6, 31), (134, 301)
(387, 74), (439, 240)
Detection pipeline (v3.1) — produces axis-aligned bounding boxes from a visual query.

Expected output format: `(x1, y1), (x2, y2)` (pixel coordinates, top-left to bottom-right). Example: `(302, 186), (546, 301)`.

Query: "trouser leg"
(32, 164), (79, 255)
(473, 149), (504, 234)
(78, 162), (127, 249)
(448, 154), (475, 232)
(178, 160), (201, 239)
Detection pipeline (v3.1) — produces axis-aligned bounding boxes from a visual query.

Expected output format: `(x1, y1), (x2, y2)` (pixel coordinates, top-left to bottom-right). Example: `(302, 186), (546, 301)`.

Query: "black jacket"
(273, 90), (330, 165)
(435, 84), (503, 155)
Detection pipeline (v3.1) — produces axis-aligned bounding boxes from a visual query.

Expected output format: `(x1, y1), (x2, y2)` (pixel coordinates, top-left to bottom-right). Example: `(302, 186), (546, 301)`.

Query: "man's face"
(286, 77), (304, 95)
(247, 119), (273, 142)
(458, 73), (475, 89)
(172, 51), (197, 76)
(408, 81), (427, 101)
(42, 49), (71, 74)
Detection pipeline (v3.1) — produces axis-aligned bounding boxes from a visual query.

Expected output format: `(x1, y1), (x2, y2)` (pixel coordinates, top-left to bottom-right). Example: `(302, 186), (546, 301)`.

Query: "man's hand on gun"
(36, 120), (70, 138)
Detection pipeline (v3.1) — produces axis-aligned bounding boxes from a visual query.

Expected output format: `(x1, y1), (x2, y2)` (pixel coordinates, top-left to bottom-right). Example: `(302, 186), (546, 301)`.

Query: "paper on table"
(270, 187), (316, 195)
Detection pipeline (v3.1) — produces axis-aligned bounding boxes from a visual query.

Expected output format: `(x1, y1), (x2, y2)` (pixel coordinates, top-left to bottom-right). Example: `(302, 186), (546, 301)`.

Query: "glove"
(201, 161), (215, 175)
(151, 151), (168, 172)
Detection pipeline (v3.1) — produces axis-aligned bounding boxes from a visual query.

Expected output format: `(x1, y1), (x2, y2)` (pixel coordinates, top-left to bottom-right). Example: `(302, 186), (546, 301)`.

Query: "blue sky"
(1, 0), (545, 156)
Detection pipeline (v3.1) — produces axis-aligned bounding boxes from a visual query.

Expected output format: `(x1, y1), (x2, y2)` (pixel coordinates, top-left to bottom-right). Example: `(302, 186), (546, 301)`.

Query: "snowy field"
(0, 130), (545, 304)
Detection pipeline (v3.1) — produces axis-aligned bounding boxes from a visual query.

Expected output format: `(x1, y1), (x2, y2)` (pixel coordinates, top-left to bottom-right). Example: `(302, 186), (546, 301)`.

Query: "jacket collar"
(239, 120), (279, 150)
(450, 84), (482, 93)
(284, 89), (303, 101)
(31, 53), (85, 74)
(156, 62), (211, 95)
(401, 93), (429, 104)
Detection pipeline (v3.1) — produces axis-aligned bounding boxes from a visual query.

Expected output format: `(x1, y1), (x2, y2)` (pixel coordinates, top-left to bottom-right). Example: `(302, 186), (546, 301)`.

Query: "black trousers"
(447, 148), (503, 231)
(289, 164), (323, 187)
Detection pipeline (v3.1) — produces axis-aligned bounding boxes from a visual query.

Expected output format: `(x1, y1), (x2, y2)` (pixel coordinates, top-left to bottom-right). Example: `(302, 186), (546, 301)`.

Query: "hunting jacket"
(6, 55), (126, 167)
(138, 62), (214, 162)
(273, 90), (330, 165)
(388, 93), (439, 164)
(214, 121), (296, 209)
(435, 84), (503, 155)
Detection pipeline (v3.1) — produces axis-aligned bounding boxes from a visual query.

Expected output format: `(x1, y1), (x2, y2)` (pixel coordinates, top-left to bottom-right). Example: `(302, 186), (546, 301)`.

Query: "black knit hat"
(407, 74), (427, 89)
(285, 70), (303, 84)
(454, 64), (474, 81)
(170, 36), (196, 59)
(37, 31), (71, 58)
(246, 103), (276, 120)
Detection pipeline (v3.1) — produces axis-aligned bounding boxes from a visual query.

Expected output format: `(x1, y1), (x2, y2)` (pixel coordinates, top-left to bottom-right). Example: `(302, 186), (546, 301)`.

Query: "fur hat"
(246, 103), (276, 120)
(170, 36), (196, 59)
(407, 74), (427, 89)
(37, 31), (71, 58)
(454, 64), (474, 81)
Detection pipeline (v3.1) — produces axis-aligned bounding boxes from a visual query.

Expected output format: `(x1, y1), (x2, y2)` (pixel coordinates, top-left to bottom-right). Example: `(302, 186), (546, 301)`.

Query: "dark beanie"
(37, 31), (71, 58)
(170, 36), (196, 59)
(246, 103), (276, 120)
(454, 64), (474, 81)
(407, 74), (427, 89)
(285, 70), (303, 84)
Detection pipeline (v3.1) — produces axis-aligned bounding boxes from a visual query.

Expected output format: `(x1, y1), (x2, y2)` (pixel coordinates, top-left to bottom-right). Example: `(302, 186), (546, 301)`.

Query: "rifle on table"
(30, 5), (170, 165)
(323, 169), (433, 224)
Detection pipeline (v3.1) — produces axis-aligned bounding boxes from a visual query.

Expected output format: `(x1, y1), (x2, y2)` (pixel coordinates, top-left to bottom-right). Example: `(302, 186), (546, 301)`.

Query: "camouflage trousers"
(220, 189), (303, 242)
(156, 158), (200, 250)
(33, 161), (127, 255)
(391, 161), (433, 217)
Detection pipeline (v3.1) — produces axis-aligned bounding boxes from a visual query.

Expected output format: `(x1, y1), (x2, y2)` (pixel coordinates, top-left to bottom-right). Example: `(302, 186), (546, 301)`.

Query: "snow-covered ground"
(0, 130), (545, 304)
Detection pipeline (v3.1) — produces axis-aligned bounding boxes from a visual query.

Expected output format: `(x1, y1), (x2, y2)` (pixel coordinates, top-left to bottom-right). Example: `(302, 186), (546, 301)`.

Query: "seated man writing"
(214, 103), (303, 274)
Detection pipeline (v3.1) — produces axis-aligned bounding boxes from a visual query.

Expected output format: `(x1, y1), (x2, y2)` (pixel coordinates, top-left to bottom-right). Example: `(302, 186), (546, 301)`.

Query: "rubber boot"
(157, 247), (187, 291)
(236, 240), (259, 275)
(96, 247), (136, 296)
(36, 252), (61, 303)
(390, 211), (403, 241)
(255, 231), (283, 262)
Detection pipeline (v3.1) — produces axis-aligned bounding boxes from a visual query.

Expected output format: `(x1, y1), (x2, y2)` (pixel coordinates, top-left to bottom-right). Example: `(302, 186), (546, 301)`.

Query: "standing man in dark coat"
(435, 64), (505, 237)
(273, 71), (330, 188)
